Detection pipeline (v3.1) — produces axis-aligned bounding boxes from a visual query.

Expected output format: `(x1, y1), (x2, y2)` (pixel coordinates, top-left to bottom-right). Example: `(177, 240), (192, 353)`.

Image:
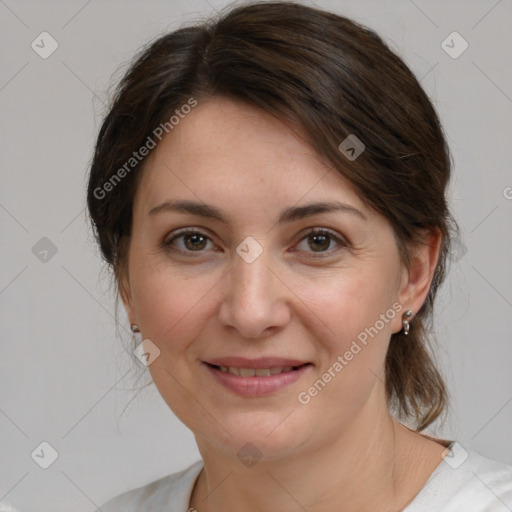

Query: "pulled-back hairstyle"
(87, 0), (457, 431)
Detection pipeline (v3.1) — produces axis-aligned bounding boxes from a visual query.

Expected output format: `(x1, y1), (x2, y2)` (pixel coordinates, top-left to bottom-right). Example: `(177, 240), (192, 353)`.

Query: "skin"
(122, 97), (448, 512)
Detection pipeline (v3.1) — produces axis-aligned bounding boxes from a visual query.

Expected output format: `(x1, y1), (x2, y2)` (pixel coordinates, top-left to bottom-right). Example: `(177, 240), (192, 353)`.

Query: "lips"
(216, 365), (298, 377)
(205, 356), (309, 369)
(203, 357), (312, 397)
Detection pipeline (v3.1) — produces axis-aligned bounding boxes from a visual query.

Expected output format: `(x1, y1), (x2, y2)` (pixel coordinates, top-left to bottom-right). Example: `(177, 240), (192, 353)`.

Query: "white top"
(97, 441), (512, 511)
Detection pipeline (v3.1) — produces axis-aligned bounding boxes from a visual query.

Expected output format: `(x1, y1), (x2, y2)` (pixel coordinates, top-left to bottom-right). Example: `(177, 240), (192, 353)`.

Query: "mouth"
(205, 363), (309, 377)
(202, 359), (312, 397)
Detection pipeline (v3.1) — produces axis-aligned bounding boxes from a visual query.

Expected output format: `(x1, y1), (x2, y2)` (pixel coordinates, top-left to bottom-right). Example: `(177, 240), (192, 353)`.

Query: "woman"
(88, 2), (512, 510)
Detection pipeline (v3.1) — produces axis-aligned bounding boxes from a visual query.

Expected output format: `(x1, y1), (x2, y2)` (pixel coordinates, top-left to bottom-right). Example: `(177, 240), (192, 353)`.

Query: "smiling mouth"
(205, 362), (311, 377)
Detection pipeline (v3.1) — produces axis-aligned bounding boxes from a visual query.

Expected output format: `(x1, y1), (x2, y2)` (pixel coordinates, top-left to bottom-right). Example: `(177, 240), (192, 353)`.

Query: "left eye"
(294, 228), (345, 255)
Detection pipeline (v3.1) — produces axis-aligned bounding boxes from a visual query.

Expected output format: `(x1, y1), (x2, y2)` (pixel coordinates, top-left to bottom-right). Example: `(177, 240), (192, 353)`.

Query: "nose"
(217, 247), (291, 340)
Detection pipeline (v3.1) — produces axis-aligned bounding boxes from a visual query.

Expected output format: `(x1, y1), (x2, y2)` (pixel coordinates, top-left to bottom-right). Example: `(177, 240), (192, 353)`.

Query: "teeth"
(218, 365), (298, 376)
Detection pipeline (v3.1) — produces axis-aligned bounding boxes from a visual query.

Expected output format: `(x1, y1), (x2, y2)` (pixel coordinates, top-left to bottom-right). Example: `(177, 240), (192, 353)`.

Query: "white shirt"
(97, 441), (512, 511)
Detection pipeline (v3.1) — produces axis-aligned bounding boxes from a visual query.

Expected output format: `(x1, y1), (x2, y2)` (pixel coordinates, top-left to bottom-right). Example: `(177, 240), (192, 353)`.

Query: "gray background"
(0, 0), (511, 510)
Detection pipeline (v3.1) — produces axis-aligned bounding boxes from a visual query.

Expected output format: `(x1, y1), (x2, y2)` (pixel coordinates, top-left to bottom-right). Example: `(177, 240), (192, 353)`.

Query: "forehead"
(135, 97), (367, 218)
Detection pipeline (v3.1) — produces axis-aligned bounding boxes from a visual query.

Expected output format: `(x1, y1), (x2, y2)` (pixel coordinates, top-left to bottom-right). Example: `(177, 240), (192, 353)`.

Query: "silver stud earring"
(131, 324), (140, 333)
(402, 310), (413, 335)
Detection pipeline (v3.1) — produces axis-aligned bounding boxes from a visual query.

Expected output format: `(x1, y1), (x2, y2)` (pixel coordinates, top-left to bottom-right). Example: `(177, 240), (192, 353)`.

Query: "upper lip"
(204, 357), (310, 369)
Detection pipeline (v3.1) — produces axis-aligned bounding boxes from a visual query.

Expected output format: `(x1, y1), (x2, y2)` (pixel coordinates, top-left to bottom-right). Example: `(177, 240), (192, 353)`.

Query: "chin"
(193, 408), (314, 463)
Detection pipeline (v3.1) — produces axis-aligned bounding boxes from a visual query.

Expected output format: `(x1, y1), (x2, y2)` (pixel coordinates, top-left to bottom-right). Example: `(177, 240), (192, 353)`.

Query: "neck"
(190, 401), (419, 512)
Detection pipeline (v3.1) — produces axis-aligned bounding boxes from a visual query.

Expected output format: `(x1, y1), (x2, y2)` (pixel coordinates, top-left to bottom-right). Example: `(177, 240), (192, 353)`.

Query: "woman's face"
(123, 97), (424, 460)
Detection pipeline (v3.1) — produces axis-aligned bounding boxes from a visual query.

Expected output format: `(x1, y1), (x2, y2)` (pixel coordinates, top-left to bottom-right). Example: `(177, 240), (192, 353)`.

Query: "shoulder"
(407, 441), (512, 511)
(96, 460), (203, 512)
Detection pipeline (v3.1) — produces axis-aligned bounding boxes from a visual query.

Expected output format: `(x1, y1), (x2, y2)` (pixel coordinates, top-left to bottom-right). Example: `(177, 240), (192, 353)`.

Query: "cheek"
(129, 263), (221, 429)
(310, 268), (397, 352)
(300, 268), (398, 408)
(130, 260), (217, 353)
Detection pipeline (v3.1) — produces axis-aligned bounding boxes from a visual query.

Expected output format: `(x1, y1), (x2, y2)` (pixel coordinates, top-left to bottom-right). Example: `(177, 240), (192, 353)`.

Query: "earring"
(402, 310), (413, 335)
(131, 324), (140, 333)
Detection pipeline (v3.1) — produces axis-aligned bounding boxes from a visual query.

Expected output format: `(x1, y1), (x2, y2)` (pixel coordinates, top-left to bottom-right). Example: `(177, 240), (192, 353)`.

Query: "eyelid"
(163, 227), (216, 252)
(163, 227), (211, 244)
(293, 227), (348, 254)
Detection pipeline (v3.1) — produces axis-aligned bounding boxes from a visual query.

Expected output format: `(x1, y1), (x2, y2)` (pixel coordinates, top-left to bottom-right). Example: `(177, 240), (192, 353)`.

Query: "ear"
(117, 265), (137, 328)
(394, 227), (442, 332)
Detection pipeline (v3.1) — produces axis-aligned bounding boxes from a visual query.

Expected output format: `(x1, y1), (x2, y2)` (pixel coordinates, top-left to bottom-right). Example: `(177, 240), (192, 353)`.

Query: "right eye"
(163, 229), (216, 254)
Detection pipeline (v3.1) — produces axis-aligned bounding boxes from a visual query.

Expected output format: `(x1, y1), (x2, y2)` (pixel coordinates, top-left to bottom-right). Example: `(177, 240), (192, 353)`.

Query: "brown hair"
(87, 0), (457, 431)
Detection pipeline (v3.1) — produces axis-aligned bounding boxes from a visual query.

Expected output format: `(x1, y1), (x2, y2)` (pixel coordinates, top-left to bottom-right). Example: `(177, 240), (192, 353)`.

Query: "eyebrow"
(148, 199), (367, 223)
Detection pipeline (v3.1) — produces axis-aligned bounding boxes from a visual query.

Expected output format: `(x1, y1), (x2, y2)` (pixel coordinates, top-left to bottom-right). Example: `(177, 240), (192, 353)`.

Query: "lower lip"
(204, 363), (311, 397)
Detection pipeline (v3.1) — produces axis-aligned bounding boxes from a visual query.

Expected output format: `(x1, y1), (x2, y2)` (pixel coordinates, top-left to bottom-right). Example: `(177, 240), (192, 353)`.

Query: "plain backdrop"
(0, 0), (511, 510)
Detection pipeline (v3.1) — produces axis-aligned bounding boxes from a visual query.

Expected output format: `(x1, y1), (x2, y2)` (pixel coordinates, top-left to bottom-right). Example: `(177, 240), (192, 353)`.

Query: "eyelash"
(162, 227), (348, 258)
